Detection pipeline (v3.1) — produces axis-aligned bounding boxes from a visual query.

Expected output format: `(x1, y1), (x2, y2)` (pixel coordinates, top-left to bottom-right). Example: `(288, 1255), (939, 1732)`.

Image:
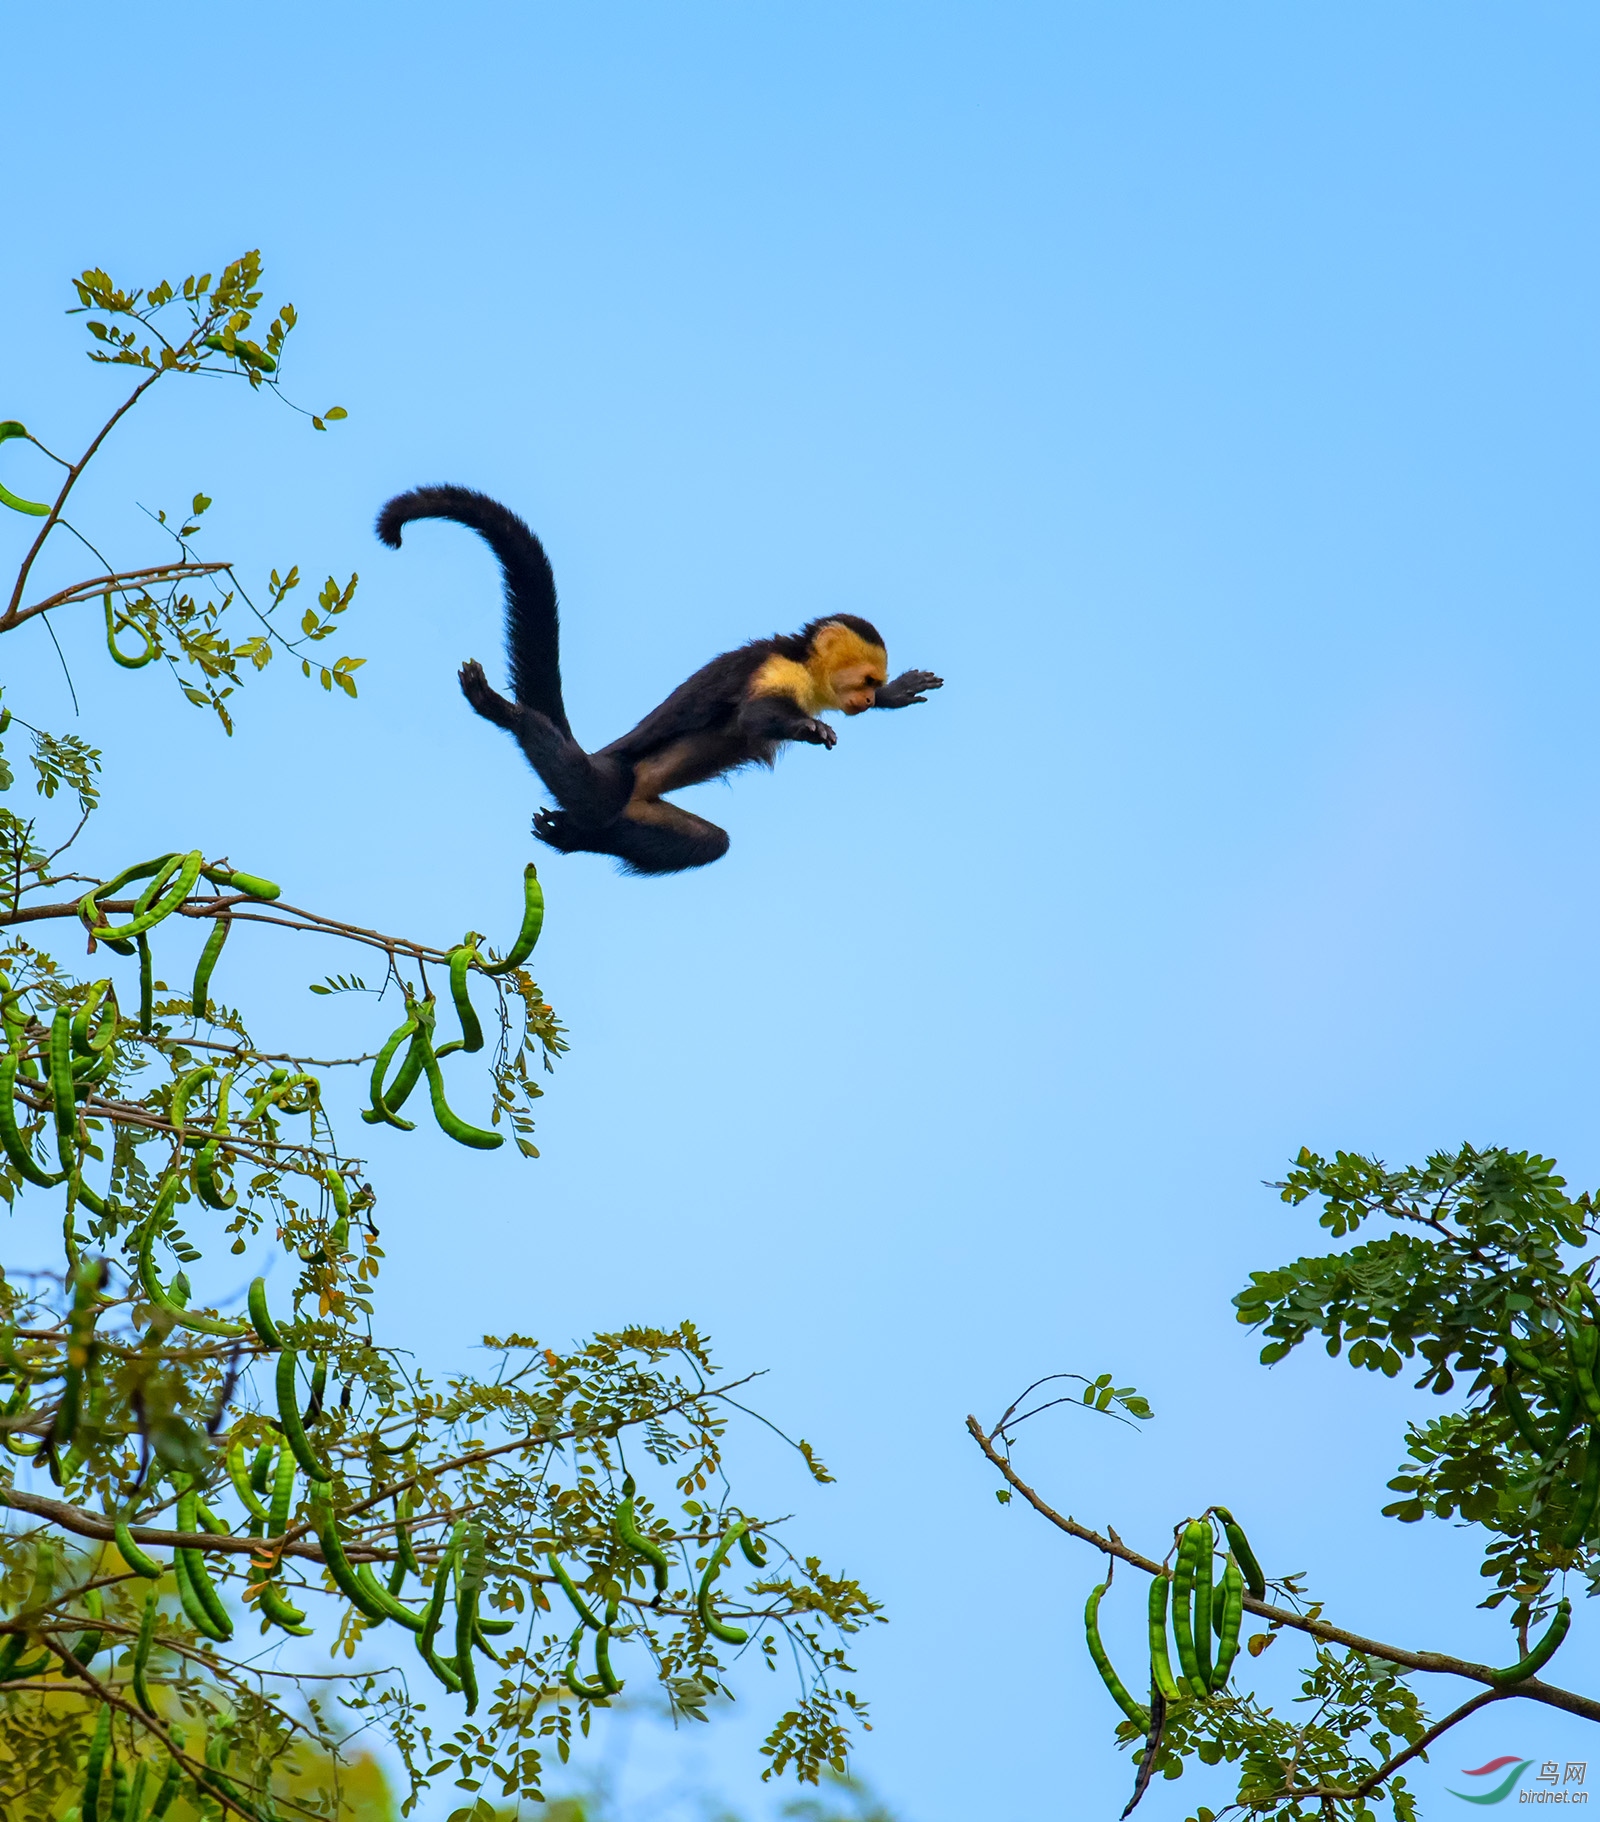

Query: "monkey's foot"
(458, 659), (519, 729)
(532, 807), (585, 853)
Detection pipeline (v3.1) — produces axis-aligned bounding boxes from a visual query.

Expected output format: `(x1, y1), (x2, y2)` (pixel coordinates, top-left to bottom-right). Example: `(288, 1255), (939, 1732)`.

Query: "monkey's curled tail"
(375, 484), (572, 738)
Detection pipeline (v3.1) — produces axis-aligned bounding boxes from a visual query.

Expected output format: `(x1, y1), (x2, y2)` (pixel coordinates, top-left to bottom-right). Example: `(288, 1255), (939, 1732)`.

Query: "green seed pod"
(169, 1065), (216, 1141)
(1084, 1578), (1151, 1729)
(613, 1478), (672, 1592)
(1147, 1571), (1181, 1703)
(420, 1038), (503, 1151)
(1565, 1313), (1600, 1420)
(355, 1562), (424, 1631)
(0, 421), (49, 516)
(593, 1623), (623, 1695)
(275, 1350), (332, 1481)
(455, 1521), (487, 1713)
(77, 855), (172, 955)
(446, 945), (484, 1053)
(247, 1279), (281, 1350)
(245, 1071), (320, 1125)
(0, 1053), (68, 1187)
(697, 1518), (751, 1646)
(395, 1495), (421, 1579)
(309, 1487), (389, 1621)
(416, 1525), (465, 1694)
(49, 1004), (76, 1162)
(193, 1493), (229, 1537)
(199, 864), (280, 901)
(108, 1762), (130, 1822)
(360, 1012), (422, 1128)
(52, 1258), (102, 1449)
(565, 1621), (611, 1701)
(1210, 1556), (1245, 1691)
(268, 1444), (297, 1535)
(170, 1546), (225, 1641)
(115, 1519), (162, 1579)
(226, 1436), (270, 1524)
(480, 864), (545, 975)
(191, 918), (229, 1018)
(202, 332), (278, 372)
(548, 1553), (602, 1629)
(326, 1166), (352, 1223)
(102, 590), (158, 669)
(1501, 1373), (1559, 1457)
(1190, 1525), (1214, 1692)
(136, 1184), (249, 1339)
(1170, 1522), (1208, 1696)
(70, 982), (118, 1059)
(175, 1488), (233, 1639)
(1212, 1505), (1267, 1604)
(131, 1585), (160, 1715)
(1563, 1424), (1600, 1548)
(81, 1702), (111, 1822)
(1492, 1597), (1573, 1684)
(136, 934), (153, 1035)
(147, 1740), (184, 1821)
(257, 1580), (313, 1637)
(192, 1072), (237, 1210)
(68, 1585), (105, 1667)
(94, 850), (205, 948)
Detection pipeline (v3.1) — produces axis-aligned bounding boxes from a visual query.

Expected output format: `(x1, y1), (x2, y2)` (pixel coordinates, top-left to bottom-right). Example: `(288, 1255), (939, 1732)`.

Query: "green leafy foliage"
(1240, 1144), (1600, 1606)
(4, 256), (361, 736)
(0, 256), (878, 1822)
(975, 1141), (1600, 1821)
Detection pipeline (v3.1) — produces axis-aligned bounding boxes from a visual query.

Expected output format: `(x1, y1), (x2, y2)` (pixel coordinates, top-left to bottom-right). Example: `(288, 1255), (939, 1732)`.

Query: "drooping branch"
(3, 888), (480, 971)
(5, 561), (234, 632)
(965, 1414), (1600, 1725)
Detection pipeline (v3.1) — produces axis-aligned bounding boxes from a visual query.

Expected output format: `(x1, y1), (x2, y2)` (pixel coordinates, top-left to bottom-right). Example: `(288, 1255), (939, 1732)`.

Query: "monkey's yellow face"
(809, 624), (888, 715)
(832, 660), (887, 714)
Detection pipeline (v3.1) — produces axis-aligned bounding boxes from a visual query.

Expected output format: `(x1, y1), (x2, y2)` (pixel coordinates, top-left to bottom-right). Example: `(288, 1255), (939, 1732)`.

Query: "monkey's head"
(804, 617), (888, 715)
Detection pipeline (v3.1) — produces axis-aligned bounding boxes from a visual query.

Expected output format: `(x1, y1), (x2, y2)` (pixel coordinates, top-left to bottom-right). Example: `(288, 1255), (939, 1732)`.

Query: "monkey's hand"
(792, 717), (837, 749)
(459, 659), (520, 729)
(873, 669), (943, 709)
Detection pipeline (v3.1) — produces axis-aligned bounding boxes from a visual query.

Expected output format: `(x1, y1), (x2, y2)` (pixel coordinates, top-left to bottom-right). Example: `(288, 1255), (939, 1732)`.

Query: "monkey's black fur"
(377, 485), (942, 875)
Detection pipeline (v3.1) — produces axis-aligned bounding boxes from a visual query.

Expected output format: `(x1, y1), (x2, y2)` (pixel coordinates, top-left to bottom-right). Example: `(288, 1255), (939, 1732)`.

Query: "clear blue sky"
(6, 5), (1600, 1816)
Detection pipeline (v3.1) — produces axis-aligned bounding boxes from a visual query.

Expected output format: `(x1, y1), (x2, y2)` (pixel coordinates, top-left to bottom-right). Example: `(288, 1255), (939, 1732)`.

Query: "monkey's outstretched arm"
(737, 692), (837, 750)
(873, 670), (944, 710)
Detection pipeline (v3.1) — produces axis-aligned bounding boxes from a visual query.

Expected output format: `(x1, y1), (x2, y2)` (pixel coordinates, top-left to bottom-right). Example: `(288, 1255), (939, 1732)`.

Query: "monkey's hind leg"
(460, 662), (632, 828)
(534, 802), (730, 875)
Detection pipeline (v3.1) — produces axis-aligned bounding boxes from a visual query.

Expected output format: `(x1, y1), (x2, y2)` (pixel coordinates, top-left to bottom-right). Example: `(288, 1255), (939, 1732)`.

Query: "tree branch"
(1, 373), (166, 628)
(965, 1414), (1600, 1724)
(1348, 1688), (1509, 1799)
(5, 561), (233, 632)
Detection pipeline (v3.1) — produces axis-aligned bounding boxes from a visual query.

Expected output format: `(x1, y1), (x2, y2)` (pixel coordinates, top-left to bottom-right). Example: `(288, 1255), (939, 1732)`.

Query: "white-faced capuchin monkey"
(376, 486), (943, 875)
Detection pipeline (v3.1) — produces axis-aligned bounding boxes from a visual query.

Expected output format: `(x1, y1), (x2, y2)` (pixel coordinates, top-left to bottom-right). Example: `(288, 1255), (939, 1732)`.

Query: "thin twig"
(2, 374), (167, 627)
